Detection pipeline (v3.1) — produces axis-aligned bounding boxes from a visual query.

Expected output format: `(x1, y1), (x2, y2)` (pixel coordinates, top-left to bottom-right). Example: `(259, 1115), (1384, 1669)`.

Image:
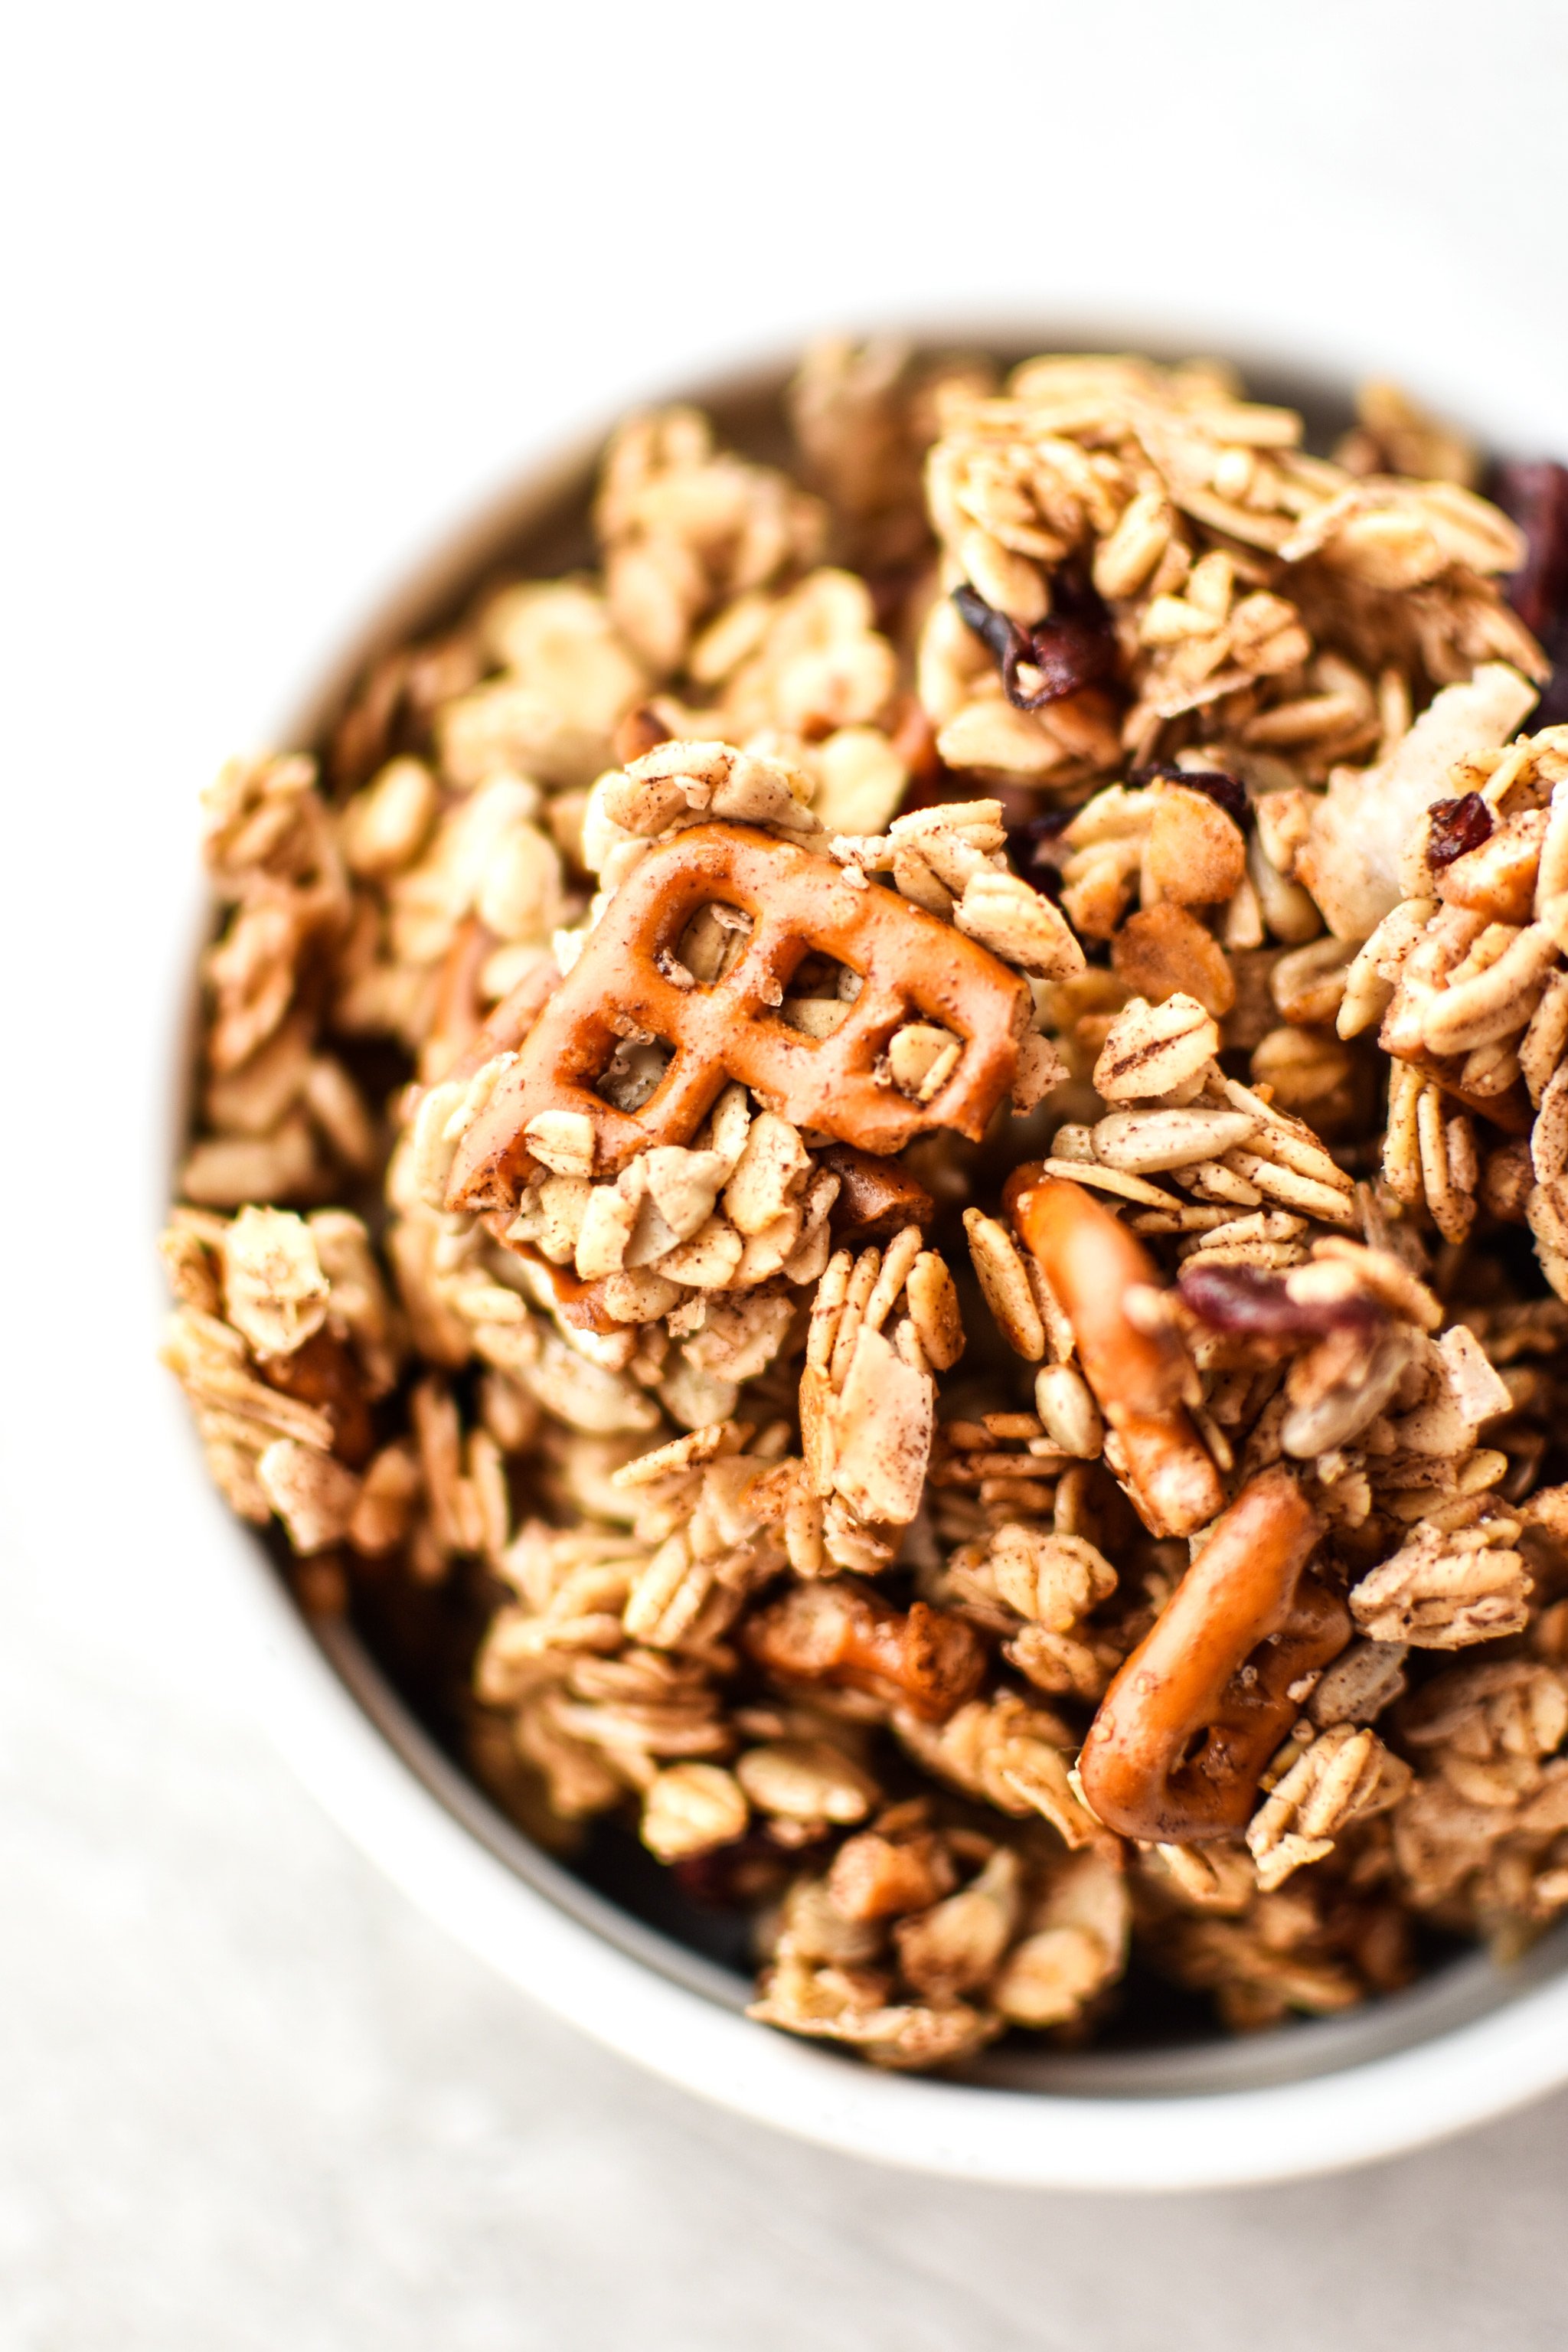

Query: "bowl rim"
(180, 324), (1568, 2189)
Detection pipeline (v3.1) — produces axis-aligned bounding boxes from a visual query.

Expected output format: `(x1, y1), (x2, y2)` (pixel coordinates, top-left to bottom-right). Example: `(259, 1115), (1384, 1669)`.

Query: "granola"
(165, 343), (1568, 2070)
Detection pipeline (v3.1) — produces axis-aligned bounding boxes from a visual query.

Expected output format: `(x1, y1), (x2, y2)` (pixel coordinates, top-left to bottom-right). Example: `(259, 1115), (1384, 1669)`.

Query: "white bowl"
(176, 336), (1568, 2191)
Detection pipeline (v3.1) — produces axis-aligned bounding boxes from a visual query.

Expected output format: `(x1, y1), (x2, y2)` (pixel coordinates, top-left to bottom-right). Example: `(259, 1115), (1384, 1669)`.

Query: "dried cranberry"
(1426, 792), (1493, 871)
(671, 1831), (799, 1910)
(1004, 617), (1116, 708)
(1129, 761), (1250, 827)
(1492, 461), (1568, 639)
(1004, 804), (1074, 899)
(951, 572), (1119, 713)
(1492, 459), (1568, 726)
(951, 582), (1024, 669)
(1178, 1262), (1380, 1341)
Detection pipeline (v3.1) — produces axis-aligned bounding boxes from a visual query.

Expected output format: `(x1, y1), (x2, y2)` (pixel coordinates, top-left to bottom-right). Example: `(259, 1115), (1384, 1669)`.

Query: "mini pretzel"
(445, 823), (1032, 1214)
(446, 946), (563, 1083)
(1007, 1169), (1223, 1538)
(1078, 1466), (1351, 1843)
(743, 1579), (987, 1723)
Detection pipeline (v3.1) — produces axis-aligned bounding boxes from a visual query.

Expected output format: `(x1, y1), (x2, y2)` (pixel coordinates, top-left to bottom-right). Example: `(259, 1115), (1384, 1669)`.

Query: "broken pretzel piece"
(743, 1579), (986, 1723)
(444, 823), (1032, 1213)
(1078, 1466), (1350, 1843)
(818, 1143), (936, 1243)
(1006, 1169), (1223, 1537)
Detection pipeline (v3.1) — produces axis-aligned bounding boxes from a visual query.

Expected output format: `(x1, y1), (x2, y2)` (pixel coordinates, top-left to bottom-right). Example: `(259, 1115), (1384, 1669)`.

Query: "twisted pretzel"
(1078, 1467), (1350, 1843)
(1007, 1169), (1224, 1537)
(445, 823), (1032, 1213)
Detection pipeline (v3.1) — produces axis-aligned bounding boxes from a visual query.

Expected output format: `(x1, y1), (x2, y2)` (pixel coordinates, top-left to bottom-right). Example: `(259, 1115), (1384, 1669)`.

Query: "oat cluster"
(163, 343), (1568, 2066)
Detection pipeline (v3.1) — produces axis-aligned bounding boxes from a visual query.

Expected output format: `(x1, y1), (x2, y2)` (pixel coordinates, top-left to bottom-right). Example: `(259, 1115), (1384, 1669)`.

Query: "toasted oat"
(989, 1847), (1129, 2027)
(722, 1112), (811, 1236)
(893, 1848), (1022, 1998)
(1351, 1516), (1532, 1648)
(168, 340), (1568, 2073)
(1093, 994), (1220, 1102)
(641, 1762), (750, 1861)
(963, 1210), (1045, 1360)
(954, 870), (1086, 978)
(1145, 784), (1247, 906)
(737, 1740), (879, 1825)
(905, 1250), (965, 1372)
(1032, 1364), (1103, 1458)
(831, 1324), (935, 1525)
(989, 1524), (1117, 1631)
(828, 1828), (958, 1924)
(1112, 903), (1236, 1018)
(524, 1107), (597, 1181)
(256, 1439), (360, 1554)
(746, 1954), (998, 2069)
(1092, 1105), (1256, 1174)
(573, 1181), (640, 1279)
(897, 1694), (1103, 1850)
(220, 1207), (330, 1361)
(1246, 1725), (1411, 1892)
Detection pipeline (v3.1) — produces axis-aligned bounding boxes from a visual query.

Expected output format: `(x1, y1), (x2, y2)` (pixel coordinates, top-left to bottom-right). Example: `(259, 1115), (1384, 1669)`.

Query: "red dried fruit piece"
(1178, 1262), (1380, 1343)
(671, 1832), (798, 1911)
(1493, 459), (1568, 727)
(1129, 761), (1250, 828)
(1426, 792), (1494, 871)
(1003, 805), (1075, 900)
(1493, 459), (1568, 639)
(952, 574), (1118, 714)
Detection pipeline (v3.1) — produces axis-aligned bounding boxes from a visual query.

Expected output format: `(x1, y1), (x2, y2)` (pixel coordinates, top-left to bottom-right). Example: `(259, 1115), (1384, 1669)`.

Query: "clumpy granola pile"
(164, 345), (1568, 2069)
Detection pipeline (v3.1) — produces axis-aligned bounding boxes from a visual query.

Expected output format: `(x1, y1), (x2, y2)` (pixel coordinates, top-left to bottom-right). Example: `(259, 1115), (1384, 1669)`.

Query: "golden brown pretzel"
(445, 823), (1032, 1213)
(818, 1144), (936, 1243)
(1078, 1467), (1350, 1842)
(742, 1579), (987, 1723)
(1007, 1170), (1224, 1538)
(443, 937), (560, 1083)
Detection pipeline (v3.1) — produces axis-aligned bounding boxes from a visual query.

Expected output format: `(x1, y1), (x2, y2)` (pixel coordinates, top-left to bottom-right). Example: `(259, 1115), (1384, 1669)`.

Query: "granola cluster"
(164, 344), (1568, 2068)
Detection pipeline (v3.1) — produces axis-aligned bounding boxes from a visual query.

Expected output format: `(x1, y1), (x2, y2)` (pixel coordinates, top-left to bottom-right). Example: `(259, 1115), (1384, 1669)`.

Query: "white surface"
(6, 0), (1568, 2335)
(9, 1613), (1568, 2352)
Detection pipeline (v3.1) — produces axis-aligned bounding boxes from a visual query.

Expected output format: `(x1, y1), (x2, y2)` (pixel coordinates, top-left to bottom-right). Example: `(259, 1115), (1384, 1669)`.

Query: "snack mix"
(164, 346), (1568, 2069)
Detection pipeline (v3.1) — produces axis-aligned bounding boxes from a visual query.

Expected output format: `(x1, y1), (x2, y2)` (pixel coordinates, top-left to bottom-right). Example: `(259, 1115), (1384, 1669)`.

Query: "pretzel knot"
(446, 823), (1033, 1212)
(1078, 1467), (1351, 1844)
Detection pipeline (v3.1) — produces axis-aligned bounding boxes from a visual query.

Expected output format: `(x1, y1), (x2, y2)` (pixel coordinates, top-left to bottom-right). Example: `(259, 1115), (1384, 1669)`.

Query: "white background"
(5, 2), (1568, 2342)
